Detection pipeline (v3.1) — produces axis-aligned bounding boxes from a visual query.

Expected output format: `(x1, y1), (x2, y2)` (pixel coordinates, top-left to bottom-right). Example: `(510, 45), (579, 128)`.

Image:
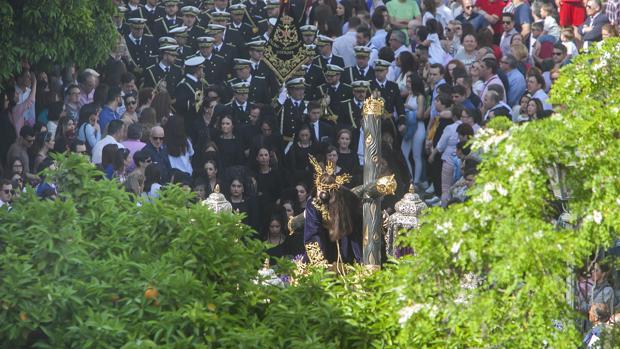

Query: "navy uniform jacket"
(317, 82), (352, 111)
(313, 54), (345, 71)
(174, 75), (205, 131)
(227, 75), (272, 105)
(223, 28), (246, 50)
(304, 63), (324, 98)
(229, 22), (256, 44)
(143, 63), (183, 95)
(186, 25), (207, 49)
(125, 34), (157, 70)
(224, 101), (252, 125)
(277, 98), (307, 142)
(341, 65), (375, 84)
(303, 195), (363, 264)
(335, 99), (364, 130)
(246, 1), (267, 22)
(202, 54), (228, 85)
(370, 80), (406, 126)
(212, 43), (238, 78)
(128, 6), (166, 35)
(152, 16), (182, 39)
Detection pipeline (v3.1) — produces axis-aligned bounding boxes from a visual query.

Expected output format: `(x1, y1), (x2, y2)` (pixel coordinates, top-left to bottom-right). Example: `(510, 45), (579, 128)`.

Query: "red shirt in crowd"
(476, 0), (507, 36)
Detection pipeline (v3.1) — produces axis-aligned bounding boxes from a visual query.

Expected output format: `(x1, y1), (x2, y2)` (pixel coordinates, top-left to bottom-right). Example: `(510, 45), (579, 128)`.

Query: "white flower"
(533, 230), (544, 239)
(398, 304), (423, 326)
(593, 210), (603, 224)
(451, 239), (463, 254)
(437, 221), (453, 235)
(496, 184), (508, 196)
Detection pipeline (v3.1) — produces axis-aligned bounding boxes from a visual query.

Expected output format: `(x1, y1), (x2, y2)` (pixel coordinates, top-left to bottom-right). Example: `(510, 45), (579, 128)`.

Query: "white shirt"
(532, 89), (552, 110)
(332, 30), (358, 67)
(168, 138), (195, 175)
(436, 120), (462, 162)
(91, 135), (125, 165)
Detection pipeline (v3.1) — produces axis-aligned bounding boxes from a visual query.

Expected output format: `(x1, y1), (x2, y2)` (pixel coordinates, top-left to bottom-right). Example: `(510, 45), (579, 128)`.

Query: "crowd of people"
(0, 0), (619, 340)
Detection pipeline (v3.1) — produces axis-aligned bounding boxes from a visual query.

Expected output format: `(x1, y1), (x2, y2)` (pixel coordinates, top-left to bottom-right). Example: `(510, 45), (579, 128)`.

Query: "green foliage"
(0, 0), (117, 82)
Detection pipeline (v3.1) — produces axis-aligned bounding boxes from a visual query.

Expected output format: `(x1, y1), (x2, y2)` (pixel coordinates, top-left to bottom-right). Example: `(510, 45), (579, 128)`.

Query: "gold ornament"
(308, 155), (352, 194)
(362, 96), (384, 116)
(376, 175), (397, 195)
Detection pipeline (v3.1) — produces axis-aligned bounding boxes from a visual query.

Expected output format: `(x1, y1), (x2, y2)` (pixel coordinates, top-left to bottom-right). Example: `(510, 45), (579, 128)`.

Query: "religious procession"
(1, 0), (620, 347)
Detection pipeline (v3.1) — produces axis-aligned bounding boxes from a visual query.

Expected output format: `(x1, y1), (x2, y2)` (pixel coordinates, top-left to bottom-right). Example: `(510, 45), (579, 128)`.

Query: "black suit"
(307, 120), (335, 145)
(580, 13), (610, 43)
(174, 75), (205, 132)
(341, 65), (375, 84)
(125, 34), (157, 70)
(143, 63), (183, 95)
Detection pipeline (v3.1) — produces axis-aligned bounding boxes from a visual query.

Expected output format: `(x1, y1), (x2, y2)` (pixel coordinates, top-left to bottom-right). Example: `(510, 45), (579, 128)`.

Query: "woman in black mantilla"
(303, 155), (363, 264)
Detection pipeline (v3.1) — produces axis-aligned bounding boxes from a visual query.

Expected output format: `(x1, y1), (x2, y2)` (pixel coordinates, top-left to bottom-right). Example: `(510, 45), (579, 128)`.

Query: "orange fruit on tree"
(144, 287), (159, 300)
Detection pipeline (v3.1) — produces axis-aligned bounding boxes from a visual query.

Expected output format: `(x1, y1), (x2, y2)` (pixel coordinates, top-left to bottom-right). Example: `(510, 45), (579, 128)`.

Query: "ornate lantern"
(386, 185), (425, 257)
(201, 184), (232, 213)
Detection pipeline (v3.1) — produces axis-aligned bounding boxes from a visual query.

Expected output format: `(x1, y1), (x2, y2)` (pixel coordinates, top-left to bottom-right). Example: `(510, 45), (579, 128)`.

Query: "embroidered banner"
(263, 0), (310, 84)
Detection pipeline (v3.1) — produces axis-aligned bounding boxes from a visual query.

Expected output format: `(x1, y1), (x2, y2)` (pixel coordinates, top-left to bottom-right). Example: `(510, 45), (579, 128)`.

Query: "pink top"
(10, 84), (37, 135)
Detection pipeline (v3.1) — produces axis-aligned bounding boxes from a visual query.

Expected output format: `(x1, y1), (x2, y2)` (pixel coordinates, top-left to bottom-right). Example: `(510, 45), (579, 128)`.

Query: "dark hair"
(348, 15), (361, 29)
(122, 91), (138, 105)
(464, 108), (482, 125)
(120, 72), (136, 85)
(144, 163), (162, 192)
(94, 83), (110, 106)
(165, 117), (189, 156)
(590, 303), (611, 323)
(423, 0), (436, 14)
(106, 86), (122, 104)
(429, 63), (445, 75)
(78, 103), (99, 126)
(527, 72), (546, 91)
(527, 98), (545, 119)
(436, 93), (453, 108)
(452, 84), (467, 96)
(101, 143), (119, 167)
(133, 149), (150, 166)
(48, 101), (64, 122)
(476, 28), (495, 48)
(502, 12), (515, 21)
(127, 122), (143, 140)
(113, 148), (130, 172)
(107, 119), (125, 137)
(409, 73), (426, 96)
(482, 58), (498, 75)
(20, 125), (35, 138)
(457, 123), (475, 138)
(307, 100), (321, 111)
(398, 51), (417, 77)
(357, 25), (371, 40)
(138, 87), (154, 107)
(371, 9), (385, 29)
(378, 46), (395, 62)
(456, 141), (471, 156)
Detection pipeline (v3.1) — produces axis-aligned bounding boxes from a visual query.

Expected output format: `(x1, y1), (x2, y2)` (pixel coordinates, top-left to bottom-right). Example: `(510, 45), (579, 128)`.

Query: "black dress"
(284, 142), (319, 187)
(231, 196), (260, 235)
(256, 168), (283, 236)
(216, 136), (246, 172)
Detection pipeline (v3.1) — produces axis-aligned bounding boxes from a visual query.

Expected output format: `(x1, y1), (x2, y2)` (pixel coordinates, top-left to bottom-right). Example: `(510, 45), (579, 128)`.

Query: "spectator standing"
(7, 126), (36, 177)
(99, 87), (123, 133)
(76, 103), (102, 154)
(121, 123), (146, 172)
(579, 0), (610, 49)
(499, 54), (526, 107)
(91, 119), (126, 165)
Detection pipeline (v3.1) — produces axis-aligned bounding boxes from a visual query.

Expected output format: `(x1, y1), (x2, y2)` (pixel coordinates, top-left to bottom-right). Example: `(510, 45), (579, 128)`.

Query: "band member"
(153, 0), (183, 38)
(143, 44), (183, 95)
(174, 56), (206, 133)
(316, 64), (352, 110)
(125, 18), (158, 72)
(277, 77), (308, 145)
(342, 46), (375, 84)
(195, 36), (228, 85)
